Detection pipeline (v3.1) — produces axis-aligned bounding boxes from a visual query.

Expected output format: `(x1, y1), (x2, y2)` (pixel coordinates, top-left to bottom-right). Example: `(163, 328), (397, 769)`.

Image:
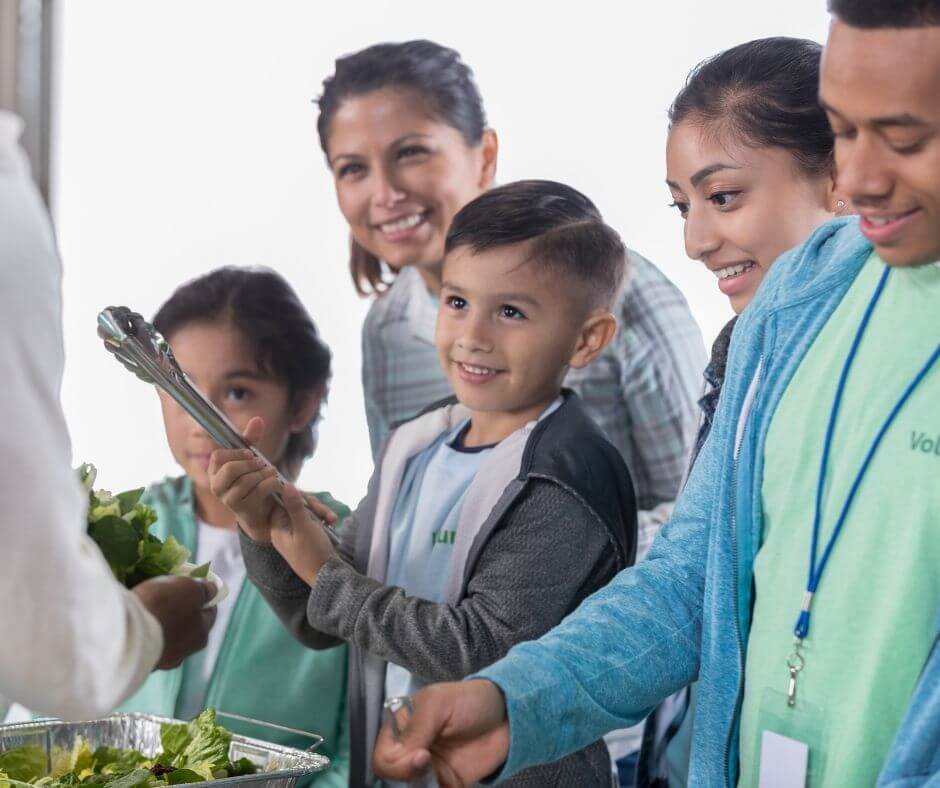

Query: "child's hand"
(207, 417), (280, 542)
(270, 483), (338, 588)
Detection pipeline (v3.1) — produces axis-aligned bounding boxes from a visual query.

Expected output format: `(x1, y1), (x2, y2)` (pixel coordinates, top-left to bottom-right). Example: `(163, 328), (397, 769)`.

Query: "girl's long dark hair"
(153, 266), (331, 480)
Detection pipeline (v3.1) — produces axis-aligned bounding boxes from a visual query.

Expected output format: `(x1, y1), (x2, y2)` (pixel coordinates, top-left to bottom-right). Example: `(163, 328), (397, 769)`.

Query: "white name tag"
(758, 730), (808, 788)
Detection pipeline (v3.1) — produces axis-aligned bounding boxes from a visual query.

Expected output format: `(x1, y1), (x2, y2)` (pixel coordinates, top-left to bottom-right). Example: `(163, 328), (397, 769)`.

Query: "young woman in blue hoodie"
(637, 37), (848, 787)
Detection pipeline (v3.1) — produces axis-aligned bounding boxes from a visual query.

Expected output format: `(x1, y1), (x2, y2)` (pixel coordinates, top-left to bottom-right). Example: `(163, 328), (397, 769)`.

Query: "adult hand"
(373, 680), (510, 788)
(269, 483), (337, 587)
(132, 575), (217, 670)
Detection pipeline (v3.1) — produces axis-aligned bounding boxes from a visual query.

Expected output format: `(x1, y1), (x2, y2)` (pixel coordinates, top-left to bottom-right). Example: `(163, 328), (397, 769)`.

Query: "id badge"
(747, 688), (828, 788)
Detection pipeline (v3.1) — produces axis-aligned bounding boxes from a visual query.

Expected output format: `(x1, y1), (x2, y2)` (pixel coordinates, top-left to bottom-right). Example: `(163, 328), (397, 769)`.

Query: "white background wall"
(52, 1), (830, 505)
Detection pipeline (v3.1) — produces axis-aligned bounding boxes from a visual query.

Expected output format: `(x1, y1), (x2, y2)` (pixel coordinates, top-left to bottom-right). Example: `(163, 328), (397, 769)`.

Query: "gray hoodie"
(242, 391), (637, 787)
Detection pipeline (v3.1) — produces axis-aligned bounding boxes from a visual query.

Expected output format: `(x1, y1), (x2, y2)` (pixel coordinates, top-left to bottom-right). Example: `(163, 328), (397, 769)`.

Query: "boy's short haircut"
(829, 0), (940, 27)
(444, 180), (627, 311)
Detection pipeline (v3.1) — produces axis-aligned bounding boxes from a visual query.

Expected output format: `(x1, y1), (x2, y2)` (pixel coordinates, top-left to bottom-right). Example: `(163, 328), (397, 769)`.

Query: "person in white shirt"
(0, 110), (216, 721)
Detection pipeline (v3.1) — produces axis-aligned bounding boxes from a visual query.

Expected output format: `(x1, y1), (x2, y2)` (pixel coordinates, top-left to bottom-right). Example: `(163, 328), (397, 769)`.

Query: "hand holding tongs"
(97, 306), (340, 546)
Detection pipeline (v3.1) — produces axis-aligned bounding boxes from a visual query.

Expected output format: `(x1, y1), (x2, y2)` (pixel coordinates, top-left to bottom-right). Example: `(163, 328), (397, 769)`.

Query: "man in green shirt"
(739, 252), (940, 784)
(371, 2), (940, 786)
(739, 7), (940, 781)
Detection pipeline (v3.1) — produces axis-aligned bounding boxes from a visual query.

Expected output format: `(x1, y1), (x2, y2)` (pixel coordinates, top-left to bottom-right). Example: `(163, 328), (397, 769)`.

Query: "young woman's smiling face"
(666, 120), (835, 313)
(325, 88), (497, 284)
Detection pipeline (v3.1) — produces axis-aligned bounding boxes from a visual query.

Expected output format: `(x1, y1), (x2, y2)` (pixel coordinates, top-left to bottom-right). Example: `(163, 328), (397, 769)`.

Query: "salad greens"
(0, 711), (256, 788)
(79, 464), (208, 588)
(0, 746), (46, 782)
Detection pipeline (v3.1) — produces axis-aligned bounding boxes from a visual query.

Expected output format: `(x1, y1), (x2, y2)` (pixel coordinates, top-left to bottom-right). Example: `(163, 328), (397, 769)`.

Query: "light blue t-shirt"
(384, 419), (495, 703)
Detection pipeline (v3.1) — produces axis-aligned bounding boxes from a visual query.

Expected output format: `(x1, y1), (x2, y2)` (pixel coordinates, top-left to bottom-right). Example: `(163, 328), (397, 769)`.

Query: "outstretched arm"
(374, 444), (716, 785)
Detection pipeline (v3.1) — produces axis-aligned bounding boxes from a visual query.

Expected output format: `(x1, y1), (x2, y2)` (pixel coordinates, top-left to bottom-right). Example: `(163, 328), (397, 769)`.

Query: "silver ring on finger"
(383, 695), (414, 739)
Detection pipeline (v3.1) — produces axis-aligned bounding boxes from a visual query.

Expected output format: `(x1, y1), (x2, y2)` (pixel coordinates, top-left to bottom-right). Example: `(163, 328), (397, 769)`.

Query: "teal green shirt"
(740, 256), (940, 786)
(118, 477), (350, 788)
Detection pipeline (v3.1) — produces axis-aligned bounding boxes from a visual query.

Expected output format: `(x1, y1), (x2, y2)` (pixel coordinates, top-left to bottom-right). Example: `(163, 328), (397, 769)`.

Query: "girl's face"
(666, 120), (836, 314)
(325, 88), (498, 277)
(159, 320), (319, 494)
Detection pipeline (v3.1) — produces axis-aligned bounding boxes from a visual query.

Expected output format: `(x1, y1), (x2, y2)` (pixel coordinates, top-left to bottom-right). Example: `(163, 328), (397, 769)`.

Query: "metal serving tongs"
(97, 306), (340, 547)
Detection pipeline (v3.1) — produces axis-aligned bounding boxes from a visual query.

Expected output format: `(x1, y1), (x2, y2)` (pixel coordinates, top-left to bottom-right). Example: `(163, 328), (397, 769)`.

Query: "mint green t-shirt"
(739, 255), (940, 786)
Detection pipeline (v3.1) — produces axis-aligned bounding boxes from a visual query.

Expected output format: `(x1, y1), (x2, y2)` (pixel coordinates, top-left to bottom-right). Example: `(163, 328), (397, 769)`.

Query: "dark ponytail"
(317, 40), (487, 296)
(153, 266), (331, 480)
(669, 37), (834, 178)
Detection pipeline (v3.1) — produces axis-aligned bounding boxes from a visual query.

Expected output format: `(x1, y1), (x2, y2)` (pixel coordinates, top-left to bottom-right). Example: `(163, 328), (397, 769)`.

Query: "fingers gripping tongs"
(97, 306), (340, 546)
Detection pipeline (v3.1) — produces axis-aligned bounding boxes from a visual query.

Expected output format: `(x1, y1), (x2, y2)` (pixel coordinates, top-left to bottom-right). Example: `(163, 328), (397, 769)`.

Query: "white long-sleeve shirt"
(0, 111), (163, 720)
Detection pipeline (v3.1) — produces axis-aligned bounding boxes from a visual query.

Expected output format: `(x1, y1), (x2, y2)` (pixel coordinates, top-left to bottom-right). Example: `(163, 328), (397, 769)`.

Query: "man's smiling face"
(821, 19), (940, 265)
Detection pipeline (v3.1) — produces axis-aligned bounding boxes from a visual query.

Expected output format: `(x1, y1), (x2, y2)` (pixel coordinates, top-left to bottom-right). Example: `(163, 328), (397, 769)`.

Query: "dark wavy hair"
(316, 40), (488, 296)
(153, 267), (332, 480)
(445, 180), (627, 310)
(829, 0), (940, 26)
(669, 37), (834, 178)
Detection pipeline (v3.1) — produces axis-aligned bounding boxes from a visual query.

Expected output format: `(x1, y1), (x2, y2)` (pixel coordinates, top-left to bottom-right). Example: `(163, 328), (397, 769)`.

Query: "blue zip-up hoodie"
(478, 218), (940, 786)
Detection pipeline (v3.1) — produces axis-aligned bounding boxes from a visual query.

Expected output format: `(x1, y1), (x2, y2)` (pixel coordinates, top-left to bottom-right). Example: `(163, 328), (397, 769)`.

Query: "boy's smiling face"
(436, 242), (615, 445)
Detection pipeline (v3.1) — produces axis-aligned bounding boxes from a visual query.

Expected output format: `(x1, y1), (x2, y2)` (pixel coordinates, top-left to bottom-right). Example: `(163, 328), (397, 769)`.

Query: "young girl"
(117, 267), (349, 787)
(637, 37), (845, 788)
(317, 40), (707, 571)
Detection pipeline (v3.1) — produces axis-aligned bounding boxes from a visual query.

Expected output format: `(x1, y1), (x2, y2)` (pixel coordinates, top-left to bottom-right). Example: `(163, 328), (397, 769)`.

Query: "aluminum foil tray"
(0, 713), (329, 788)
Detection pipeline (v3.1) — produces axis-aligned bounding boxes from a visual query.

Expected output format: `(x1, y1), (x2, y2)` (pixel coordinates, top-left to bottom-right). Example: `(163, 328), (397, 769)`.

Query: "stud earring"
(837, 199), (846, 210)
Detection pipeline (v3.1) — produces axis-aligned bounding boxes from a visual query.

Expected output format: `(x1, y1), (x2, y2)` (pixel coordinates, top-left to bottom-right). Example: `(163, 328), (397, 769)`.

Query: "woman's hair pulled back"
(669, 37), (833, 178)
(317, 40), (487, 296)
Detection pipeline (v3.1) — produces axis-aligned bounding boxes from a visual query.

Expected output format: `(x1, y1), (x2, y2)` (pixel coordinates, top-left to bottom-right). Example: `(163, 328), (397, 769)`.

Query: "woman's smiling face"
(325, 88), (497, 279)
(666, 120), (835, 314)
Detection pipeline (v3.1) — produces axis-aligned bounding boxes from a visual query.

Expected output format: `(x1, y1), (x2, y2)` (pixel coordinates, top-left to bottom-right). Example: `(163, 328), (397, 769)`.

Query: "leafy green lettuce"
(0, 709), (255, 788)
(50, 740), (93, 780)
(160, 710), (231, 777)
(0, 745), (46, 782)
(79, 463), (198, 587)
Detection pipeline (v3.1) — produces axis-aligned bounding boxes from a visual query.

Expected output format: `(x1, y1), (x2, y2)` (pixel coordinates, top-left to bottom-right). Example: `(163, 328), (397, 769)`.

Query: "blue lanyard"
(793, 266), (940, 642)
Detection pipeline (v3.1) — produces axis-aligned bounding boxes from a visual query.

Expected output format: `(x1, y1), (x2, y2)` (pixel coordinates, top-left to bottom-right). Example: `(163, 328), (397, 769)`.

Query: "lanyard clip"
(786, 639), (805, 708)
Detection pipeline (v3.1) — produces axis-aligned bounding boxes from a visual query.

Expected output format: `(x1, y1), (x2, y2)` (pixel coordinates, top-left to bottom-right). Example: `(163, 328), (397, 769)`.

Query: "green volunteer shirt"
(739, 254), (940, 786)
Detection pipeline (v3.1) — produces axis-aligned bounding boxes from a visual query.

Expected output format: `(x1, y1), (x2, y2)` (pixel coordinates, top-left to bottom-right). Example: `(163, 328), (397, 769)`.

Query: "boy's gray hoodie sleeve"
(239, 507), (362, 651)
(245, 479), (620, 682)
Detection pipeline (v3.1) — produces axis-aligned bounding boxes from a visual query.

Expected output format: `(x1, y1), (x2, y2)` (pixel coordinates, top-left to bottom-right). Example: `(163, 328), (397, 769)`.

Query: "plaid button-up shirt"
(361, 249), (707, 560)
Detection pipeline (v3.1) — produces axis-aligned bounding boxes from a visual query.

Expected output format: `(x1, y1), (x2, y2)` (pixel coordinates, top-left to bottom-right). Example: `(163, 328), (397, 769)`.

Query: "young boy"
(208, 180), (639, 788)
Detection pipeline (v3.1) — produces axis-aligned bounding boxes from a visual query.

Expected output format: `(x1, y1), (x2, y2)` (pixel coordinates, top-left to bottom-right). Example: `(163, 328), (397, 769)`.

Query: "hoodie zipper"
(722, 354), (763, 787)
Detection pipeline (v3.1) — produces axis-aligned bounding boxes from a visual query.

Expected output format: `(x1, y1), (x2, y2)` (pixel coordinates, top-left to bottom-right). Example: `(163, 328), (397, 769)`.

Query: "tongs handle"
(97, 306), (339, 547)
(215, 711), (324, 753)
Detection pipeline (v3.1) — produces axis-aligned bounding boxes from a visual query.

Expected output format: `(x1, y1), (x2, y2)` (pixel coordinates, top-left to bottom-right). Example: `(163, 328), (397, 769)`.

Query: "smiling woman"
(318, 41), (496, 297)
(665, 37), (840, 315)
(641, 36), (844, 786)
